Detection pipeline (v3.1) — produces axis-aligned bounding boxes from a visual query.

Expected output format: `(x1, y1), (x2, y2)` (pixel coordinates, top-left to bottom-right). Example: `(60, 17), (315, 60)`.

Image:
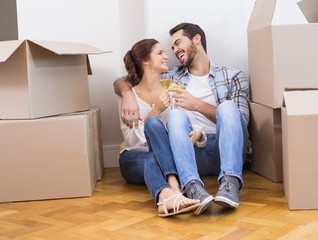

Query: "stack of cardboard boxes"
(247, 0), (318, 209)
(0, 39), (106, 202)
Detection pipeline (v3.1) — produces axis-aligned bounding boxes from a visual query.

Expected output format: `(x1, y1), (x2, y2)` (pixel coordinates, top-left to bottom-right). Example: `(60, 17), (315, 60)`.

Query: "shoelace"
(188, 183), (207, 199)
(220, 172), (232, 192)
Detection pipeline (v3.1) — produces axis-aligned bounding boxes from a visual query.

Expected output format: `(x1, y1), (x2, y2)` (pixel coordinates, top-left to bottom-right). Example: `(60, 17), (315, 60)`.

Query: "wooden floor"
(1, 168), (318, 240)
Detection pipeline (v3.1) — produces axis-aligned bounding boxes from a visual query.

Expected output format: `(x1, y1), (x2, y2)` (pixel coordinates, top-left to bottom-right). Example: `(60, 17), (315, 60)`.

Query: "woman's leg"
(143, 151), (199, 216)
(144, 117), (200, 215)
(144, 116), (178, 181)
(119, 150), (146, 184)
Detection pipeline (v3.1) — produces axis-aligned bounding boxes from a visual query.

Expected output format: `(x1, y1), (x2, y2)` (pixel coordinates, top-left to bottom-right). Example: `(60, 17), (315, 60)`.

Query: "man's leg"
(166, 109), (213, 215)
(213, 100), (249, 208)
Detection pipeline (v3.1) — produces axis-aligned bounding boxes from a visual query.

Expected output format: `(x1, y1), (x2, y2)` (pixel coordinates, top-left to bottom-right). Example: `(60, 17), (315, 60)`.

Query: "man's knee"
(167, 109), (187, 128)
(216, 100), (239, 121)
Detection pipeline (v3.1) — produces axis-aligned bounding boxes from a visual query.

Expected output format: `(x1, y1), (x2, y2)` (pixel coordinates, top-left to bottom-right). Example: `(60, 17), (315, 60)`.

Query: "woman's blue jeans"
(119, 112), (202, 204)
(119, 117), (179, 204)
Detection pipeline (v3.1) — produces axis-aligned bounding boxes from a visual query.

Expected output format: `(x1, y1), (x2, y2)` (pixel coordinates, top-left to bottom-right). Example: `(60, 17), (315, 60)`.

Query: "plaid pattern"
(161, 62), (250, 123)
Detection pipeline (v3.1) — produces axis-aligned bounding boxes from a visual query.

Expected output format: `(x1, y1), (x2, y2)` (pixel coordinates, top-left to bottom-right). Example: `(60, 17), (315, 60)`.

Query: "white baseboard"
(103, 144), (120, 168)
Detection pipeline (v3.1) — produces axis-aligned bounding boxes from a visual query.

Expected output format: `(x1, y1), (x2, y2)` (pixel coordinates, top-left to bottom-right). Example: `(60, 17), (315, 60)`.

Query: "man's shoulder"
(165, 66), (188, 80)
(168, 66), (185, 74)
(211, 63), (245, 79)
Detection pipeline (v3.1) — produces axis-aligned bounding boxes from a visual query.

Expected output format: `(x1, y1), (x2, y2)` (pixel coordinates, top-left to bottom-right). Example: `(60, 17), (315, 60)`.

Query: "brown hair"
(169, 22), (207, 53)
(123, 38), (159, 86)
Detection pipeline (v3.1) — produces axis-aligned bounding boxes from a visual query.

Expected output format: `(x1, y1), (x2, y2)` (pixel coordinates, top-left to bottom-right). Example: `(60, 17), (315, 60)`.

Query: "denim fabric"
(166, 109), (203, 189)
(193, 100), (249, 188)
(142, 112), (204, 202)
(144, 117), (179, 202)
(119, 150), (146, 184)
(119, 117), (179, 204)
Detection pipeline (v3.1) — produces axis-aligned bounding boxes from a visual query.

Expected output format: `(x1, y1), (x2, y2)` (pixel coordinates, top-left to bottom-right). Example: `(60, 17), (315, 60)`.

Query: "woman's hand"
(189, 131), (203, 145)
(153, 89), (170, 113)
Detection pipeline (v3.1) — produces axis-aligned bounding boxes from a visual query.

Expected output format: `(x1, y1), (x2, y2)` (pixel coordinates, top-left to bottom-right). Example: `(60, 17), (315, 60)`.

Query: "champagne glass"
(160, 78), (172, 90)
(171, 84), (184, 109)
(160, 77), (173, 109)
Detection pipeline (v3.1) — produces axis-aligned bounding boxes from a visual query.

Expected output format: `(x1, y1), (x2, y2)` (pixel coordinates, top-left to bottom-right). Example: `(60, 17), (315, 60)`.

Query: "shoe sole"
(158, 203), (201, 217)
(214, 196), (239, 208)
(194, 195), (213, 215)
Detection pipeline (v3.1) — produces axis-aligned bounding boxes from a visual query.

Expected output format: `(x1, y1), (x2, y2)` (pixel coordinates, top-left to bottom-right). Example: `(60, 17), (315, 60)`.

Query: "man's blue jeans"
(193, 100), (249, 187)
(166, 101), (248, 187)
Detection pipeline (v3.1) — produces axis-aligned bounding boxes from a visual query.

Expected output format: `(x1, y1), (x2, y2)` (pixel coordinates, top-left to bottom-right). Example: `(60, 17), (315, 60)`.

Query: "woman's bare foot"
(157, 188), (200, 216)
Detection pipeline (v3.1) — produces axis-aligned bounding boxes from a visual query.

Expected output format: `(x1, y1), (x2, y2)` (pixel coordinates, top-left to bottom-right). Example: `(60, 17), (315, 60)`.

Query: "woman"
(118, 39), (210, 217)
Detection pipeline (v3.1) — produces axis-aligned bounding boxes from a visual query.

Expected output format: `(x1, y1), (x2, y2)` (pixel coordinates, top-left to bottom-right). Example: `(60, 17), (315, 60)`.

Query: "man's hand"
(114, 77), (141, 128)
(172, 88), (198, 111)
(189, 131), (203, 145)
(172, 87), (217, 123)
(121, 91), (141, 128)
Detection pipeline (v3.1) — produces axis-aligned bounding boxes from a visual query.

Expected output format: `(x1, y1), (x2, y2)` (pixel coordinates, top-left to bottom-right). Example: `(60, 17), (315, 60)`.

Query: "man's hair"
(169, 22), (207, 53)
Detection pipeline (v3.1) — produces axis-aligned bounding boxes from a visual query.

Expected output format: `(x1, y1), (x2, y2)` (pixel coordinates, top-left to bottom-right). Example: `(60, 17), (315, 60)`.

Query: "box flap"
(248, 0), (276, 32)
(28, 40), (109, 55)
(297, 0), (318, 23)
(283, 90), (318, 115)
(0, 40), (24, 62)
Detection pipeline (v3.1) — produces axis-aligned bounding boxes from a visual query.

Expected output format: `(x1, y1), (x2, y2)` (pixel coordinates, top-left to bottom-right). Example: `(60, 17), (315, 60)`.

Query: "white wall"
(16, 0), (255, 167)
(145, 0), (254, 78)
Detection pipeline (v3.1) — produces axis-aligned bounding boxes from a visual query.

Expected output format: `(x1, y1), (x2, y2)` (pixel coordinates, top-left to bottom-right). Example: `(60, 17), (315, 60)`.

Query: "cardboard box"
(282, 89), (318, 210)
(0, 39), (105, 119)
(91, 108), (104, 180)
(67, 108), (104, 180)
(247, 102), (283, 182)
(0, 112), (96, 203)
(247, 0), (318, 108)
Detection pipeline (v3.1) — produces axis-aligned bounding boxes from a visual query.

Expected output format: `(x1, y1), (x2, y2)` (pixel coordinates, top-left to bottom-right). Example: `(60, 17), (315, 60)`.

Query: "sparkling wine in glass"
(160, 77), (172, 109)
(171, 84), (184, 109)
(160, 78), (172, 90)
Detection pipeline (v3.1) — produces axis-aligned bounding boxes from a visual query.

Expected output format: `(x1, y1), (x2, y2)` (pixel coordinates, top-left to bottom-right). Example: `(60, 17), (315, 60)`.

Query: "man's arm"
(113, 77), (141, 128)
(173, 88), (216, 123)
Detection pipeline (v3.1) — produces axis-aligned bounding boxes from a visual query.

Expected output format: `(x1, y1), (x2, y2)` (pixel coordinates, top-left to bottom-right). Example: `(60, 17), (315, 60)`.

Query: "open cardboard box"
(0, 39), (107, 119)
(0, 110), (98, 203)
(247, 102), (283, 182)
(248, 0), (318, 108)
(282, 89), (318, 210)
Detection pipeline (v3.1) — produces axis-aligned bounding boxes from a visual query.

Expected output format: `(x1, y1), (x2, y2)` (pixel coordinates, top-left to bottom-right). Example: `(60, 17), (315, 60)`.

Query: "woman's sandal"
(157, 193), (200, 217)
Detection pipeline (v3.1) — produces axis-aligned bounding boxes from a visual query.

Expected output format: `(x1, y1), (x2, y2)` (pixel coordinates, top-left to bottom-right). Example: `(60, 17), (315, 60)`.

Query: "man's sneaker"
(183, 180), (213, 215)
(214, 172), (240, 208)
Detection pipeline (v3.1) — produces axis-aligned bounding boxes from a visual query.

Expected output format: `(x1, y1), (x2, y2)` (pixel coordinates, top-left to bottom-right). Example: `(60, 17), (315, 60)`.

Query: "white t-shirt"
(186, 73), (217, 134)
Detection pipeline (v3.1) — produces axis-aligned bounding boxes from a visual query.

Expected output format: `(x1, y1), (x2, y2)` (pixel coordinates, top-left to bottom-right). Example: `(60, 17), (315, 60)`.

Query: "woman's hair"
(169, 22), (207, 53)
(123, 38), (159, 86)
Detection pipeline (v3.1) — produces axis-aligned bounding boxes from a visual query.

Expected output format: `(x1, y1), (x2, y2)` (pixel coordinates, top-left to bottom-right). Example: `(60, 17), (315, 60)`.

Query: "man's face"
(170, 29), (197, 67)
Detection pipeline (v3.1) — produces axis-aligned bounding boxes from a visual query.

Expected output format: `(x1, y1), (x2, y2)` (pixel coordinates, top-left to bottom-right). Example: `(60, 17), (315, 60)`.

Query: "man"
(114, 22), (249, 209)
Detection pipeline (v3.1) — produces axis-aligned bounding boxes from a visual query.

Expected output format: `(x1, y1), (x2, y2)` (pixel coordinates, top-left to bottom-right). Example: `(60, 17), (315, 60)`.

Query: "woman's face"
(147, 43), (169, 73)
